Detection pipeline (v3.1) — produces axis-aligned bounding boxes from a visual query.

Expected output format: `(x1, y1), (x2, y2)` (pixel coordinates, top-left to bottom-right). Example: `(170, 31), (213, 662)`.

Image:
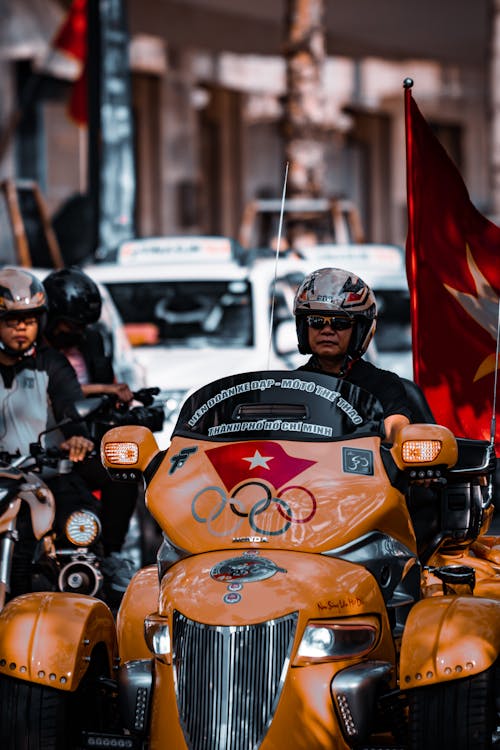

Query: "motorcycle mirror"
(34, 396), (108, 447)
(35, 417), (73, 449)
(73, 396), (108, 420)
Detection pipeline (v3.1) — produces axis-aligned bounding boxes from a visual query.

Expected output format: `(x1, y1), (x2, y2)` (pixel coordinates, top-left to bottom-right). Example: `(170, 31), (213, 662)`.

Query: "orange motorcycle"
(0, 369), (499, 750)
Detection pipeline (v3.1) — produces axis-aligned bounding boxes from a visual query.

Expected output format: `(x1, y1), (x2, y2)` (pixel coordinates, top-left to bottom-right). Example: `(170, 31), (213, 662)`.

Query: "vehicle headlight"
(294, 619), (378, 665)
(144, 613), (171, 662)
(65, 510), (101, 546)
(163, 390), (187, 419)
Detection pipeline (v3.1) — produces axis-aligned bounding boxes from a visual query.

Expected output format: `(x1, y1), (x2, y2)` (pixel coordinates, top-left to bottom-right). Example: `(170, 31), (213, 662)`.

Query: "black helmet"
(293, 267), (377, 359)
(43, 267), (102, 327)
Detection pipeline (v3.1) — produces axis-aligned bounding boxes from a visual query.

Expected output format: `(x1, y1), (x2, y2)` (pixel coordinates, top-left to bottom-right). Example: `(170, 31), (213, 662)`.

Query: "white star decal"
(243, 450), (274, 470)
(444, 244), (498, 340)
(444, 244), (500, 381)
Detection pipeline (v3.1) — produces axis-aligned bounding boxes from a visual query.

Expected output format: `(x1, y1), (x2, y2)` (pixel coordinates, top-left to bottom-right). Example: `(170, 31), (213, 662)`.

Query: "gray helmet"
(0, 267), (48, 357)
(0, 267), (47, 319)
(293, 267), (377, 358)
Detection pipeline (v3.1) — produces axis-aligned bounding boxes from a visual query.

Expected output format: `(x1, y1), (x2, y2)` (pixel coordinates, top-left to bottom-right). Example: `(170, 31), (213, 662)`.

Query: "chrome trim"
(172, 610), (298, 750)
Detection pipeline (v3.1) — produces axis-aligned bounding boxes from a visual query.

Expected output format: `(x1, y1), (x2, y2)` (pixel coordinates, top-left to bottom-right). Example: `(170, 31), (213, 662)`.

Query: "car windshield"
(174, 370), (385, 442)
(106, 280), (254, 348)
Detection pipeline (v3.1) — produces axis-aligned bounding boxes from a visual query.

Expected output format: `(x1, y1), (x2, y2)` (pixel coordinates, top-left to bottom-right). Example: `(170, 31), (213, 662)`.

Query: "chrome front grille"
(173, 610), (298, 750)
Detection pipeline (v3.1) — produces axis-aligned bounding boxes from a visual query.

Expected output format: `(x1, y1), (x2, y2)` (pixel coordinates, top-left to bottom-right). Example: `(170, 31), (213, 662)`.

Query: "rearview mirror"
(74, 396), (108, 421)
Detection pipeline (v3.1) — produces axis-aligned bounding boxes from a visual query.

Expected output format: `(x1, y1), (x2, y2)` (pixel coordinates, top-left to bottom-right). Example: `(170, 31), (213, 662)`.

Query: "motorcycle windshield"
(148, 371), (416, 554)
(173, 370), (385, 442)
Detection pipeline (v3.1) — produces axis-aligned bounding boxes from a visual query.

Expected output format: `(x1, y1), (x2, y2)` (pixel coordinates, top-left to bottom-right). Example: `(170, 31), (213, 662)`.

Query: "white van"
(83, 236), (290, 446)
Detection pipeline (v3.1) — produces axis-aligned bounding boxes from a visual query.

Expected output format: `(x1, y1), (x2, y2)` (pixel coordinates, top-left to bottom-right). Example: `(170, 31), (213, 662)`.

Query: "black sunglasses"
(306, 315), (354, 331)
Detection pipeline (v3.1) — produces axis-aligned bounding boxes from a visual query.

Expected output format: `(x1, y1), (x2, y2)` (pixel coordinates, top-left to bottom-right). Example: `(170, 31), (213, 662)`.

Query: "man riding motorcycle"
(0, 266), (97, 594)
(294, 266), (412, 442)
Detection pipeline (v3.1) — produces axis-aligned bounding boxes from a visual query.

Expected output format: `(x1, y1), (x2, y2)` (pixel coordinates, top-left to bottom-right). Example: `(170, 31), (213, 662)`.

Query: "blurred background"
(0, 0), (494, 265)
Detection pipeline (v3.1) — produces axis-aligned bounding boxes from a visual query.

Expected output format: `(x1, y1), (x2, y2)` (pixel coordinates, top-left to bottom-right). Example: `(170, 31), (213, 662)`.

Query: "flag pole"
(490, 297), (500, 450)
(403, 77), (420, 383)
(266, 161), (289, 368)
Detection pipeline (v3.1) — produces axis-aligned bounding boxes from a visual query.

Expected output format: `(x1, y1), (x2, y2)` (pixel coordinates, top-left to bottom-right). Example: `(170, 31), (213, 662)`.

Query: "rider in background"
(0, 266), (97, 592)
(293, 267), (412, 443)
(42, 267), (141, 597)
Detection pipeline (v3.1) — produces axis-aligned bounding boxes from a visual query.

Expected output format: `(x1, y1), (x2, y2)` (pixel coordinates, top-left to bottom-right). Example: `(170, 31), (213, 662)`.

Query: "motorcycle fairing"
(0, 476), (53, 541)
(19, 471), (55, 539)
(400, 594), (500, 688)
(146, 435), (416, 555)
(148, 549), (396, 750)
(0, 591), (117, 690)
(157, 549), (394, 636)
(0, 497), (21, 535)
(117, 565), (159, 662)
(0, 470), (23, 528)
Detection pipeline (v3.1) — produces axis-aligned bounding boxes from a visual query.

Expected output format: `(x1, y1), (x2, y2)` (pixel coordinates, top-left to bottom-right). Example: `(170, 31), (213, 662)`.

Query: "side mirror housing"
(390, 423), (458, 472)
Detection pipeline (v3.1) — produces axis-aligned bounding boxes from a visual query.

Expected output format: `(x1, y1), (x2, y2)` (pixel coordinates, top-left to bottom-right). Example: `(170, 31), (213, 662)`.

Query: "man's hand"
(60, 435), (94, 462)
(107, 382), (134, 403)
(81, 382), (134, 403)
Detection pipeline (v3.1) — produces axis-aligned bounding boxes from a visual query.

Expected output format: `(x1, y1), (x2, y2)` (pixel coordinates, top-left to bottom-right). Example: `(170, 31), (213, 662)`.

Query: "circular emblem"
(223, 592), (241, 604)
(227, 582), (243, 591)
(210, 556), (286, 583)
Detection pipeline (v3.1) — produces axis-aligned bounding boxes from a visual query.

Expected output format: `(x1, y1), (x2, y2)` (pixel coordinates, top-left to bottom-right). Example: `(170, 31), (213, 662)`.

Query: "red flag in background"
(52, 0), (88, 125)
(404, 82), (500, 452)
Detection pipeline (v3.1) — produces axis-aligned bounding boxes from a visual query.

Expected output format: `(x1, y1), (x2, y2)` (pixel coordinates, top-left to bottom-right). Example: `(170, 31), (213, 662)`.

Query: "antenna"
(490, 297), (500, 448)
(484, 296), (500, 507)
(266, 162), (289, 368)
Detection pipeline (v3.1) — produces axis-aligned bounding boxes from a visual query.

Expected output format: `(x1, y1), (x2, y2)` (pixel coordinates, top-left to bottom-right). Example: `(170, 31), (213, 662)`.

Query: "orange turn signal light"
(401, 439), (442, 463)
(103, 442), (139, 465)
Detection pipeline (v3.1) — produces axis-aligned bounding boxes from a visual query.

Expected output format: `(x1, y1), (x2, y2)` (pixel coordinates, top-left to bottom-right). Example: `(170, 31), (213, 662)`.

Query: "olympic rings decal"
(191, 480), (317, 537)
(276, 486), (316, 523)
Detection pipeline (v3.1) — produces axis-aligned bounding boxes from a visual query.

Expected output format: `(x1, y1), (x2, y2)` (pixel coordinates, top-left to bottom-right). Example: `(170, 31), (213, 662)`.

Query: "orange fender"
(400, 596), (500, 689)
(117, 565), (159, 662)
(0, 592), (117, 691)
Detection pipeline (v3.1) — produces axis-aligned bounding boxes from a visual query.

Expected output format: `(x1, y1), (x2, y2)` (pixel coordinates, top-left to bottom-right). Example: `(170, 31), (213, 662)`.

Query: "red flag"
(52, 0), (88, 125)
(405, 82), (500, 452)
(206, 441), (316, 492)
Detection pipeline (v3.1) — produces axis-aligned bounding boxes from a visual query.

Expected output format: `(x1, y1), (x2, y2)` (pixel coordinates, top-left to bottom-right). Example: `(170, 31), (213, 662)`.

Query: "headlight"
(65, 510), (101, 546)
(294, 619), (378, 665)
(144, 613), (171, 662)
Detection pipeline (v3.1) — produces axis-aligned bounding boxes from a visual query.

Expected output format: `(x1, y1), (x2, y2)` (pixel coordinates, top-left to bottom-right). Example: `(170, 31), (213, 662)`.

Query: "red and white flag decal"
(206, 441), (316, 492)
